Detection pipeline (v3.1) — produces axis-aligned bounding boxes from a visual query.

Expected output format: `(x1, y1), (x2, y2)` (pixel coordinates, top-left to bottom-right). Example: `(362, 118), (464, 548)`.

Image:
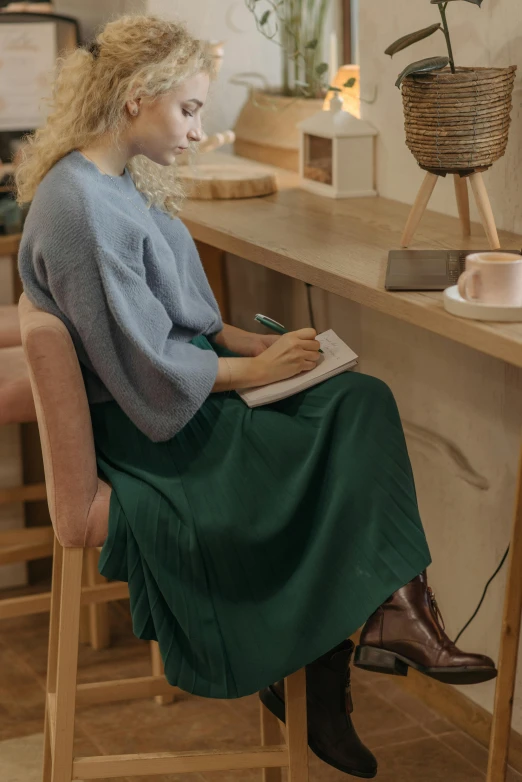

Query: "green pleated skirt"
(90, 335), (431, 699)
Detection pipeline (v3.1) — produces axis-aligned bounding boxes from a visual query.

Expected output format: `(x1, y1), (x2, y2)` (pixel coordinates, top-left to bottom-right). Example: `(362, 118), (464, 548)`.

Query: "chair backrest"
(18, 293), (110, 548)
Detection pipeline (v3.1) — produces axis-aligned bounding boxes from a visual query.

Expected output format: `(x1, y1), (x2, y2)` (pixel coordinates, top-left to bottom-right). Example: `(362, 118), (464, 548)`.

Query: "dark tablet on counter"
(385, 249), (522, 291)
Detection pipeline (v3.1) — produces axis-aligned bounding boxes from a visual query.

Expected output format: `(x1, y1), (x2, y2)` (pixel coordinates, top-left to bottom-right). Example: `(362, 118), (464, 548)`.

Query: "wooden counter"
(181, 162), (522, 369)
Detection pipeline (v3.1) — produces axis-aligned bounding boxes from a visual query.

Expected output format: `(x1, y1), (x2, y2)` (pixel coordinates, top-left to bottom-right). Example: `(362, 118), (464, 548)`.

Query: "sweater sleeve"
(44, 237), (220, 443)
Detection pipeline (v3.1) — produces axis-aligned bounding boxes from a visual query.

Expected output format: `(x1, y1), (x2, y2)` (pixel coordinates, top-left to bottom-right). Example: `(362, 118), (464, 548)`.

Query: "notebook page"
(239, 329), (358, 406)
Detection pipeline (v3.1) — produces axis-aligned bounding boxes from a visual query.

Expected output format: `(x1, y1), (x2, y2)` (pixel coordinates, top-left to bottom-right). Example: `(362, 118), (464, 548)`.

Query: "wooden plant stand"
(401, 166), (500, 249)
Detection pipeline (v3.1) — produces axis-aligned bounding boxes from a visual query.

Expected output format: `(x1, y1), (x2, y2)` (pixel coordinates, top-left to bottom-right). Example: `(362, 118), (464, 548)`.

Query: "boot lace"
(428, 586), (446, 631)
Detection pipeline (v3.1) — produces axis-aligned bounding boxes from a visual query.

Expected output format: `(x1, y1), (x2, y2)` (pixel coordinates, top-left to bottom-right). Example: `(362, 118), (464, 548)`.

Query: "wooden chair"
(18, 292), (309, 782)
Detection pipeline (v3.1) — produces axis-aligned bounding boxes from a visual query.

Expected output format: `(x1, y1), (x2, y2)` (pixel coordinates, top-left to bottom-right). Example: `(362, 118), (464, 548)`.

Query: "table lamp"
(298, 68), (377, 199)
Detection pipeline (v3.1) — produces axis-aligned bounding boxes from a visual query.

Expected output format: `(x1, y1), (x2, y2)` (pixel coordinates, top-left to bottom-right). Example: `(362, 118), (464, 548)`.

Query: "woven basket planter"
(401, 65), (517, 172)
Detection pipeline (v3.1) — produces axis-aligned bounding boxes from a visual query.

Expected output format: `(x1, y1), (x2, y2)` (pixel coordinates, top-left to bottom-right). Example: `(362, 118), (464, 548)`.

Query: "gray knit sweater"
(18, 150), (223, 442)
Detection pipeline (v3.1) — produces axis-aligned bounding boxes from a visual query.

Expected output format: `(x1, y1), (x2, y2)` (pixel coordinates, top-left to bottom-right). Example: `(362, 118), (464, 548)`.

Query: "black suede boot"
(259, 640), (377, 778)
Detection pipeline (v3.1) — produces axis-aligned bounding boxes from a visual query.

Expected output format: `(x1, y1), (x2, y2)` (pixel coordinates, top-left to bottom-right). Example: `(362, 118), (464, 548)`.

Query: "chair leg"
(469, 172), (500, 250)
(260, 699), (283, 782)
(453, 174), (471, 237)
(78, 609), (90, 645)
(43, 537), (63, 782)
(48, 545), (83, 782)
(285, 669), (309, 782)
(79, 553), (90, 645)
(150, 641), (175, 705)
(85, 548), (110, 650)
(400, 172), (438, 247)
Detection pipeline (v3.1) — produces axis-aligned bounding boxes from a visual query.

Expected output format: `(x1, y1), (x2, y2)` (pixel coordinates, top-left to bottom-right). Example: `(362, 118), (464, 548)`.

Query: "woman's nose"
(187, 116), (203, 141)
(188, 123), (203, 143)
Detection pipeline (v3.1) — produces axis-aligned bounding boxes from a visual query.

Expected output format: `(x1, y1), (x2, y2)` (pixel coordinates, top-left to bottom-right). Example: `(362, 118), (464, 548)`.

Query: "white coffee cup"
(457, 252), (522, 307)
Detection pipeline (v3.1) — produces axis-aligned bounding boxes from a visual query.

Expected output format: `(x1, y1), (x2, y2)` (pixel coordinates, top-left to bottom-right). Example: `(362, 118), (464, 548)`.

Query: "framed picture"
(0, 12), (78, 131)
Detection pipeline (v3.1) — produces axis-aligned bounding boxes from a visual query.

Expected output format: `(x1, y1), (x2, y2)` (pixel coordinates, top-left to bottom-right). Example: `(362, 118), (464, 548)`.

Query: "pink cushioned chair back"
(18, 293), (110, 548)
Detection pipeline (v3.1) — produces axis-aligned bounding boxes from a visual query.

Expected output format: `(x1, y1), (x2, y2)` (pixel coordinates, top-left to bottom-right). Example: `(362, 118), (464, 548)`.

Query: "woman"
(16, 15), (495, 779)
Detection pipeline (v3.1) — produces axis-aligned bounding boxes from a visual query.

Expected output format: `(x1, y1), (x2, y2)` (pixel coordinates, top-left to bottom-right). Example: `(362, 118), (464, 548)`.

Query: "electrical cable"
(306, 281), (508, 645)
(454, 544), (510, 644)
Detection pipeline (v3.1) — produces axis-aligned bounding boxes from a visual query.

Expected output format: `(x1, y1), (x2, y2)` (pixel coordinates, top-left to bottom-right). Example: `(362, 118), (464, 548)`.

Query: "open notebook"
(237, 329), (358, 408)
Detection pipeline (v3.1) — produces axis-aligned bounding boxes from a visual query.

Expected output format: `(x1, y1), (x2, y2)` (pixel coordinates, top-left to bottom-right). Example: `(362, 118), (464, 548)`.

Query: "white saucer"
(443, 286), (522, 322)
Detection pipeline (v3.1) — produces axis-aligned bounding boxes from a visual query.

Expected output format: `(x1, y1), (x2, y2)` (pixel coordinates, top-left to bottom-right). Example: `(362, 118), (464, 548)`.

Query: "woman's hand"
(211, 324), (281, 357)
(251, 328), (322, 385)
(211, 328), (321, 393)
(249, 333), (281, 356)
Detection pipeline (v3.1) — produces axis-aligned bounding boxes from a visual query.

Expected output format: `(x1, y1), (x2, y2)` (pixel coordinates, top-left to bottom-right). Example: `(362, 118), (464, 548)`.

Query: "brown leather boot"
(259, 640), (377, 778)
(354, 571), (497, 685)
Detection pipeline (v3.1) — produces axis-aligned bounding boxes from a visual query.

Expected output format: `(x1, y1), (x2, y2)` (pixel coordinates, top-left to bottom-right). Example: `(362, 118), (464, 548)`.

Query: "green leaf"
(344, 78), (356, 88)
(260, 10), (270, 25)
(385, 23), (442, 57)
(315, 62), (329, 76)
(395, 55), (449, 88)
(431, 0), (483, 5)
(305, 38), (318, 50)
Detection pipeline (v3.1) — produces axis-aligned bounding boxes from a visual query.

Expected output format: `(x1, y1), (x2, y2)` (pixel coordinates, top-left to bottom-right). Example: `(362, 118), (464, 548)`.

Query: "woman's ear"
(126, 97), (141, 117)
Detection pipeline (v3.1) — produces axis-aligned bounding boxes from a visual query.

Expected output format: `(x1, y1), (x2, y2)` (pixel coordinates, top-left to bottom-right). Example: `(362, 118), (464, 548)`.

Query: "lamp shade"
(323, 64), (360, 118)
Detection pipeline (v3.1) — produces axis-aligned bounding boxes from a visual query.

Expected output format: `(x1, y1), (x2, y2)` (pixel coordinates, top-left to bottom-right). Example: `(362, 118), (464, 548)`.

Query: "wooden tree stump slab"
(179, 161), (278, 200)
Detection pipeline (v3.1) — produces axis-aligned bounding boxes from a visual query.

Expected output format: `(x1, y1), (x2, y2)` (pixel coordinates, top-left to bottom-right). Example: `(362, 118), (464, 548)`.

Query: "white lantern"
(297, 93), (378, 199)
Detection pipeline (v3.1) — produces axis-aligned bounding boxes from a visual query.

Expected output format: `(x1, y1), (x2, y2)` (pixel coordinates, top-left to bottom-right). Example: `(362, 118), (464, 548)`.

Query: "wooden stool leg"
(150, 641), (175, 705)
(486, 436), (522, 782)
(78, 610), (90, 644)
(400, 172), (438, 247)
(79, 552), (90, 645)
(285, 669), (308, 782)
(85, 548), (110, 651)
(469, 172), (500, 250)
(454, 174), (471, 237)
(50, 546), (83, 782)
(43, 537), (62, 782)
(260, 700), (283, 782)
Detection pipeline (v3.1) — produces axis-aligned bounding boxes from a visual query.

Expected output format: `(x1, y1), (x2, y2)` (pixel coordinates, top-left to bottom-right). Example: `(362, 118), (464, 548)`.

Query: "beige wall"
(359, 0), (522, 234)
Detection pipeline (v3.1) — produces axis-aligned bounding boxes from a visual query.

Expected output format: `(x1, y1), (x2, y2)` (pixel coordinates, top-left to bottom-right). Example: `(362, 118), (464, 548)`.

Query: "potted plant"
(234, 0), (352, 171)
(385, 0), (516, 175)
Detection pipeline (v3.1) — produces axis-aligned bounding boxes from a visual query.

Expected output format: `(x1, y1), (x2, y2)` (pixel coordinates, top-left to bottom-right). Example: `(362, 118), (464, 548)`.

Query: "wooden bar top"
(181, 156), (522, 369)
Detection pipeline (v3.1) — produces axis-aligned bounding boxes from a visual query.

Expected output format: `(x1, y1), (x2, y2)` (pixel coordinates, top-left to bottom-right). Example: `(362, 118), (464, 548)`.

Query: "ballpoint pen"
(254, 313), (323, 353)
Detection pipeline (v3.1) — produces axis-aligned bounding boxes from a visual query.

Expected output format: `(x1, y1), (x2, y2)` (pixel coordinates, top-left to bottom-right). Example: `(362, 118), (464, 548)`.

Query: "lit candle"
(329, 31), (338, 83)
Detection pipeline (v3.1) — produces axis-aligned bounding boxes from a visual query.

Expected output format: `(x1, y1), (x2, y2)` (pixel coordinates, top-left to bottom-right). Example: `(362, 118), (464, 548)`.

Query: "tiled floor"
(0, 588), (520, 782)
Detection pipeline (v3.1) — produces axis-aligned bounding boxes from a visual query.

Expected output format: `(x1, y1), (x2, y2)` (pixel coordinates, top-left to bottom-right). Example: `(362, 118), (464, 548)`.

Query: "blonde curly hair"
(15, 15), (213, 217)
